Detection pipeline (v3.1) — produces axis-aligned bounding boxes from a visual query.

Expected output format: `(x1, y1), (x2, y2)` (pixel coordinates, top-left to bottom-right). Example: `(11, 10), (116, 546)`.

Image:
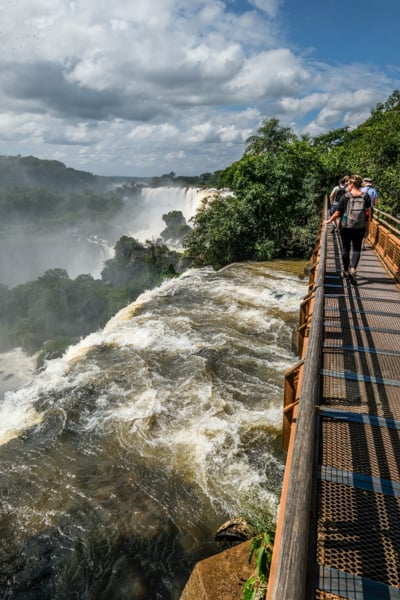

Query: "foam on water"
(0, 399), (43, 446)
(0, 348), (36, 397)
(1, 264), (305, 447)
(0, 261), (307, 599)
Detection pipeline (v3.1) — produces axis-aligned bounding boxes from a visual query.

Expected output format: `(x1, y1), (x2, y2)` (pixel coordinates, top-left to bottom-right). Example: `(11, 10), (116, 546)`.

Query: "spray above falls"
(0, 186), (226, 287)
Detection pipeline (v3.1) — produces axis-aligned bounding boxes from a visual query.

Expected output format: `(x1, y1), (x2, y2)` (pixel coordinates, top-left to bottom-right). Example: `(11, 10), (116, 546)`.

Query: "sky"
(0, 0), (399, 177)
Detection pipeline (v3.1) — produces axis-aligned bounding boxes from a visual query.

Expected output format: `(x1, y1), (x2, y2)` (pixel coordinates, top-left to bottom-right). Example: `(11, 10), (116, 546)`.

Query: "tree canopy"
(245, 117), (295, 156)
(0, 236), (184, 359)
(184, 121), (325, 268)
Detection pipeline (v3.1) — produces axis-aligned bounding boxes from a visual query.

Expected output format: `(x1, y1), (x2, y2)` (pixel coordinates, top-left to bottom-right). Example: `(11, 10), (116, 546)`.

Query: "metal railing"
(266, 200), (328, 600)
(373, 208), (400, 235)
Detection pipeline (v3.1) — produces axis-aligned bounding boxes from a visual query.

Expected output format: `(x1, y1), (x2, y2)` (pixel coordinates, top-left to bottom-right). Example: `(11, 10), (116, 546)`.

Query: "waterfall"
(122, 186), (226, 244)
(0, 261), (306, 599)
(0, 187), (223, 286)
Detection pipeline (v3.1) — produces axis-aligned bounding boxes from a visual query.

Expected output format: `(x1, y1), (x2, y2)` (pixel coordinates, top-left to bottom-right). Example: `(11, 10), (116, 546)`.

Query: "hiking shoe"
(349, 269), (357, 283)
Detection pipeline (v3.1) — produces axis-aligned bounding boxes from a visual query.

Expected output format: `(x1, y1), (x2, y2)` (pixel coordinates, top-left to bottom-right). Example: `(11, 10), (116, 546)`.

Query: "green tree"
(245, 117), (295, 156)
(317, 90), (400, 213)
(160, 210), (192, 243)
(185, 131), (324, 268)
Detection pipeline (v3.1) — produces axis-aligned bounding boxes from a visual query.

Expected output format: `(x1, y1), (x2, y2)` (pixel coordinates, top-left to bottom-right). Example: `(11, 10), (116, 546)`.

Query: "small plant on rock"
(242, 529), (275, 600)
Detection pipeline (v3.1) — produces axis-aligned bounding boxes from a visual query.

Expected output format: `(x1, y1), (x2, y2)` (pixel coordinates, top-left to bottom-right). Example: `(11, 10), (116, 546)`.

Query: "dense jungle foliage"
(1, 90), (399, 360)
(0, 237), (185, 362)
(0, 187), (123, 228)
(184, 90), (400, 268)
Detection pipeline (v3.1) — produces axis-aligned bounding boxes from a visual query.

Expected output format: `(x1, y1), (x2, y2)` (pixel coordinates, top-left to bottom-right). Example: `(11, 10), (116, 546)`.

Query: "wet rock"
(214, 517), (251, 547)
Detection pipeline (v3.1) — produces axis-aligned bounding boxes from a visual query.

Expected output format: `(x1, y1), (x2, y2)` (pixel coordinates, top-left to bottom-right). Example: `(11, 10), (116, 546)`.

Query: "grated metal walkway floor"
(307, 231), (400, 600)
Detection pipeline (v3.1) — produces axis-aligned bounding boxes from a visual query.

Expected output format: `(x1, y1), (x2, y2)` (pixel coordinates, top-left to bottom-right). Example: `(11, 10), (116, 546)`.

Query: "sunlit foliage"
(185, 92), (400, 268)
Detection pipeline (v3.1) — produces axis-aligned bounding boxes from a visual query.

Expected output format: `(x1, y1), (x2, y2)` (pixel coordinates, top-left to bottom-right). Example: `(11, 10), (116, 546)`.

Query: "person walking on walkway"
(329, 176), (348, 232)
(325, 175), (371, 280)
(361, 177), (378, 249)
(361, 177), (378, 207)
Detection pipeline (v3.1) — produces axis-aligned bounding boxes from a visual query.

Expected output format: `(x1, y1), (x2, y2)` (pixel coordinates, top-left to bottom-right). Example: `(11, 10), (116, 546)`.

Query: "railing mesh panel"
(319, 416), (400, 483)
(316, 479), (400, 587)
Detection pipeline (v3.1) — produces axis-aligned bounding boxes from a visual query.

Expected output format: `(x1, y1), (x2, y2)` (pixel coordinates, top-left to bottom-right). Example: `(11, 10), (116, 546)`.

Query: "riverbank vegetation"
(0, 237), (185, 361)
(184, 129), (324, 268)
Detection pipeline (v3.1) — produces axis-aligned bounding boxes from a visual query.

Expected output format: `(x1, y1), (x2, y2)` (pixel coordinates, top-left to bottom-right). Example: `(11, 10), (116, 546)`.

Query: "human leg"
(349, 229), (365, 271)
(340, 228), (351, 272)
(362, 220), (369, 249)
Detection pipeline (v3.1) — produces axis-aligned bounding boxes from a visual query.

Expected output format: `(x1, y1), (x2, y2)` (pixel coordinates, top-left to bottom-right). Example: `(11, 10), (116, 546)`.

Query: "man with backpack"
(361, 177), (378, 249)
(361, 177), (378, 207)
(325, 175), (372, 280)
(329, 176), (348, 232)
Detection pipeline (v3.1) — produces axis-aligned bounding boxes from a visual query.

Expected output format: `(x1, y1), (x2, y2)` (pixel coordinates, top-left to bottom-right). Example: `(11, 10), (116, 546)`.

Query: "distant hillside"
(0, 154), (148, 193)
(0, 155), (199, 288)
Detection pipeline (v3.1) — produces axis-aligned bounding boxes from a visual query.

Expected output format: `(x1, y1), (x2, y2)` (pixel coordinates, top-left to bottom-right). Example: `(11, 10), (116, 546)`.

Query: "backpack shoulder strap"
(342, 192), (353, 213)
(343, 191), (352, 202)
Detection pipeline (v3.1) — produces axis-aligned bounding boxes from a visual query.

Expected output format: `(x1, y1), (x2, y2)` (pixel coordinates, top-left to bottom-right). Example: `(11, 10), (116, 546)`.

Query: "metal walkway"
(180, 209), (400, 600)
(267, 210), (400, 600)
(307, 233), (400, 599)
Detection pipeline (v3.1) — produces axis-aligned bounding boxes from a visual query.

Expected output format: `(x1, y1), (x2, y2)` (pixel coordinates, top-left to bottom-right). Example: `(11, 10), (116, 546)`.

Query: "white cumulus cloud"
(0, 0), (397, 175)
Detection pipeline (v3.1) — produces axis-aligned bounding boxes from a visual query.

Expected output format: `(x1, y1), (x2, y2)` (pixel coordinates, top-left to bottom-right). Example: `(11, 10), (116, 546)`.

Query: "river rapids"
(0, 261), (306, 599)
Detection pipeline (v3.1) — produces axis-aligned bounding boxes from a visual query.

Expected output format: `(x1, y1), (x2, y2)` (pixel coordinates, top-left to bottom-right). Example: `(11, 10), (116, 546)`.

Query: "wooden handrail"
(268, 201), (399, 600)
(374, 208), (400, 233)
(266, 199), (328, 600)
(282, 359), (304, 450)
(368, 210), (400, 281)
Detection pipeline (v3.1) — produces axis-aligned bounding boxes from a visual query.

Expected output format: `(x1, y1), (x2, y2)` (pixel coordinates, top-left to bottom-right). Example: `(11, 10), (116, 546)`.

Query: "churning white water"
(0, 261), (306, 599)
(0, 348), (36, 395)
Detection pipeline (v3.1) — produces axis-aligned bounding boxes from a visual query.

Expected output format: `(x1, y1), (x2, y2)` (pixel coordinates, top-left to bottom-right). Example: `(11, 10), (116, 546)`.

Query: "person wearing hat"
(361, 177), (378, 249)
(361, 178), (378, 207)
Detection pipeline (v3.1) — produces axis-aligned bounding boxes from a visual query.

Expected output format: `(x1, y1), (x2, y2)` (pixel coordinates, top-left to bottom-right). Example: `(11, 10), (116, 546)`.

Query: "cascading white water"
(122, 187), (225, 244)
(67, 187), (225, 275)
(0, 347), (35, 391)
(0, 260), (306, 599)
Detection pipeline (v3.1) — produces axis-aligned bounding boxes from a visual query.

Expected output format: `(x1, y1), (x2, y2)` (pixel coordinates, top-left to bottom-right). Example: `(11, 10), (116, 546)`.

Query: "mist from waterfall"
(127, 187), (201, 242)
(0, 179), (306, 598)
(0, 187), (219, 287)
(116, 186), (225, 247)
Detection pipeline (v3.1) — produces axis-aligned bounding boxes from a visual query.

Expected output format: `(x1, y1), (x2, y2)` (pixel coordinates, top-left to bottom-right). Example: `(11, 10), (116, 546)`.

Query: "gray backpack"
(342, 193), (367, 229)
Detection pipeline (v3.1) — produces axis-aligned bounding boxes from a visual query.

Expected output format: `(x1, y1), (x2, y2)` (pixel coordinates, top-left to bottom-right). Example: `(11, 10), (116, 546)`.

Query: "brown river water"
(0, 260), (306, 599)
